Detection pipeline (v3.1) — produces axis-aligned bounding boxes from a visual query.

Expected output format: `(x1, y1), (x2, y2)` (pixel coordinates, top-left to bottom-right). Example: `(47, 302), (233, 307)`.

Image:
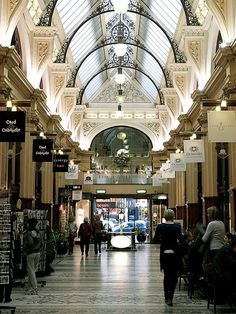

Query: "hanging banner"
(170, 153), (186, 171)
(208, 111), (236, 142)
(32, 139), (53, 162)
(53, 154), (69, 172)
(65, 165), (78, 180)
(161, 163), (175, 178)
(184, 139), (205, 163)
(0, 111), (26, 142)
(84, 173), (94, 185)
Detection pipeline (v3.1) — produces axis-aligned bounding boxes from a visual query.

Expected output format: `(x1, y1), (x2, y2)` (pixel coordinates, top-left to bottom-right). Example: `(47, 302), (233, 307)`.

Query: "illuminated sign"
(111, 235), (131, 248)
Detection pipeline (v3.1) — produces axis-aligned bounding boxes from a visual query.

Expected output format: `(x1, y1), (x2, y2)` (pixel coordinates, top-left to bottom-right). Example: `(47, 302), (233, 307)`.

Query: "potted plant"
(54, 231), (68, 255)
(136, 227), (146, 243)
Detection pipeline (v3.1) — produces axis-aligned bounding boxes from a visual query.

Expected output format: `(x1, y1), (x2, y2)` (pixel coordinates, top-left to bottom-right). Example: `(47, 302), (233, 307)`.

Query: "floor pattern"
(1, 244), (235, 313)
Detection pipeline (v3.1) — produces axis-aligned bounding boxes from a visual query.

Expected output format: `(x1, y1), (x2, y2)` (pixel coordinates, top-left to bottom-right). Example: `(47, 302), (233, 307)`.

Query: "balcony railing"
(93, 173), (152, 185)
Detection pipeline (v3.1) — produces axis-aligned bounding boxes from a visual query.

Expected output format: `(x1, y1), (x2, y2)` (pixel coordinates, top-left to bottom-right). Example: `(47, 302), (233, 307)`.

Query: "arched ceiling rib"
(38, 0), (200, 104)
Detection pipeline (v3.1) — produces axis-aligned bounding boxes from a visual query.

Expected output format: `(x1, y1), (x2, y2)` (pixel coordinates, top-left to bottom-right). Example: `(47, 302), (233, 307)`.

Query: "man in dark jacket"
(24, 218), (42, 295)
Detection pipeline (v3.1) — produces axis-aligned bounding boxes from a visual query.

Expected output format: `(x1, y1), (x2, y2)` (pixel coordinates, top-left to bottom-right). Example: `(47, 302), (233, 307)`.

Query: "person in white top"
(202, 206), (225, 262)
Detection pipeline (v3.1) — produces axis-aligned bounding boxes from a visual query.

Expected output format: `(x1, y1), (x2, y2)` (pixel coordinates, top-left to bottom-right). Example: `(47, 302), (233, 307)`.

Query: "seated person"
(209, 237), (236, 304)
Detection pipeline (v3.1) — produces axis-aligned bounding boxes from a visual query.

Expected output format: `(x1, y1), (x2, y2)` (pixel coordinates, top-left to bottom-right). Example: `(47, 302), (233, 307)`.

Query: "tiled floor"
(3, 244), (235, 313)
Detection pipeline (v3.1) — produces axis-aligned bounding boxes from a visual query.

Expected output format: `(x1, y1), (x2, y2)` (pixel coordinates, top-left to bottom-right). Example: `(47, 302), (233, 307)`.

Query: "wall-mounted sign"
(184, 139), (205, 163)
(32, 139), (53, 162)
(84, 173), (94, 184)
(65, 165), (78, 180)
(53, 154), (69, 172)
(170, 153), (186, 171)
(208, 111), (236, 142)
(0, 111), (26, 142)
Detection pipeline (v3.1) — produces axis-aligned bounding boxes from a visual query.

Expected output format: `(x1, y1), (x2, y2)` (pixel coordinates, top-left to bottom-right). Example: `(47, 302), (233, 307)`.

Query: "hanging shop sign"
(32, 139), (53, 162)
(161, 163), (175, 178)
(84, 173), (94, 184)
(53, 154), (69, 172)
(65, 164), (79, 180)
(0, 111), (25, 142)
(208, 111), (236, 142)
(170, 153), (186, 171)
(184, 139), (205, 163)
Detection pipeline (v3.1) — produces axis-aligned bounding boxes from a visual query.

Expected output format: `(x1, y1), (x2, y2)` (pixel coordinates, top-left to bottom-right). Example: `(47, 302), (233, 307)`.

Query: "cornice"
(32, 27), (57, 37)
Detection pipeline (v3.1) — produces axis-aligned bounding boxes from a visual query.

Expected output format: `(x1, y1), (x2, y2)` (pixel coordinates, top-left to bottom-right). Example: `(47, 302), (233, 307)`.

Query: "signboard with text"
(0, 111), (25, 142)
(208, 111), (236, 142)
(184, 139), (205, 163)
(32, 139), (53, 162)
(53, 154), (69, 172)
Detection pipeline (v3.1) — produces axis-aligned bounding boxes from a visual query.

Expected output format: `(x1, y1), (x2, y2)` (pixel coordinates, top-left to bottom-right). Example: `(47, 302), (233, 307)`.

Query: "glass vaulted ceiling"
(56, 0), (183, 104)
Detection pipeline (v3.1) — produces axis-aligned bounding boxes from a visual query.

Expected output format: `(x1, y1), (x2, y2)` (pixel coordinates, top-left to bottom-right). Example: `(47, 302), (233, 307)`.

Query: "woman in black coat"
(154, 209), (184, 306)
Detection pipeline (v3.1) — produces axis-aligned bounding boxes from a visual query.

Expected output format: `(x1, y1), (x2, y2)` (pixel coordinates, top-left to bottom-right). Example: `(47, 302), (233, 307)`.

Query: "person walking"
(24, 218), (42, 295)
(154, 209), (184, 306)
(68, 216), (78, 255)
(78, 217), (92, 257)
(92, 214), (103, 255)
(202, 206), (225, 262)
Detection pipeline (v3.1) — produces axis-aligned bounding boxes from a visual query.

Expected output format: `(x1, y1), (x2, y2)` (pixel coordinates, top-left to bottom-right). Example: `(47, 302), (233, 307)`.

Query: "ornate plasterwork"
(54, 75), (65, 95)
(159, 111), (169, 129)
(64, 96), (74, 115)
(175, 75), (185, 94)
(143, 122), (160, 136)
(83, 122), (102, 137)
(92, 80), (151, 103)
(166, 96), (177, 117)
(72, 112), (82, 129)
(188, 41), (201, 67)
(37, 41), (49, 65)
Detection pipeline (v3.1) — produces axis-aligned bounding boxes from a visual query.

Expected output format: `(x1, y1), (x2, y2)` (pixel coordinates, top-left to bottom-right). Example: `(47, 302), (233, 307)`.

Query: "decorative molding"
(64, 96), (74, 115)
(9, 0), (20, 18)
(54, 75), (65, 95)
(166, 96), (177, 117)
(215, 0), (226, 21)
(175, 75), (185, 94)
(72, 112), (82, 129)
(33, 27), (57, 37)
(143, 122), (160, 135)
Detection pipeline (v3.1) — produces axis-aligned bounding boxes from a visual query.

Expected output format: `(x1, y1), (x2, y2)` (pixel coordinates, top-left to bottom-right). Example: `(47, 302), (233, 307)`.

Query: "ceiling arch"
(77, 63), (163, 105)
(52, 2), (186, 64)
(66, 38), (173, 88)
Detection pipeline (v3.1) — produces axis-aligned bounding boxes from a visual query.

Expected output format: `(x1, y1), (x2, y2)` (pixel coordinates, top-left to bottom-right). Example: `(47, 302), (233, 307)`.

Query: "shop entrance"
(93, 197), (151, 242)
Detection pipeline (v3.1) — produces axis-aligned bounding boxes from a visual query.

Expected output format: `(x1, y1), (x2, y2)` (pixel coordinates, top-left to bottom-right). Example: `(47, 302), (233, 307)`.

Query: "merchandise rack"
(0, 202), (16, 313)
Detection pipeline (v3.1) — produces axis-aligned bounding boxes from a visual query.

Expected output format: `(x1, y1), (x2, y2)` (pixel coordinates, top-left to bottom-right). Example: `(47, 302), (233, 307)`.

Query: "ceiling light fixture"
(116, 87), (124, 103)
(114, 39), (127, 57)
(112, 0), (129, 14)
(115, 67), (126, 84)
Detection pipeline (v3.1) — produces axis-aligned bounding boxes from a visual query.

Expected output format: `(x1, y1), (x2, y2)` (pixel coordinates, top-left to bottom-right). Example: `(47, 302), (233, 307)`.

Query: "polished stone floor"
(3, 244), (235, 313)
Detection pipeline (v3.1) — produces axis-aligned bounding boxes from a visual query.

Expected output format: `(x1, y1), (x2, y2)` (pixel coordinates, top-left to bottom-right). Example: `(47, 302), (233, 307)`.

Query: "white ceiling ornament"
(92, 80), (151, 103)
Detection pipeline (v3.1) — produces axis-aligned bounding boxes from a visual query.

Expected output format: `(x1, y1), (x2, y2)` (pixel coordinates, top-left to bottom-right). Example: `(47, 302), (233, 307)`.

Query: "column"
(186, 163), (200, 228)
(201, 135), (218, 224)
(19, 114), (36, 209)
(175, 171), (186, 229)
